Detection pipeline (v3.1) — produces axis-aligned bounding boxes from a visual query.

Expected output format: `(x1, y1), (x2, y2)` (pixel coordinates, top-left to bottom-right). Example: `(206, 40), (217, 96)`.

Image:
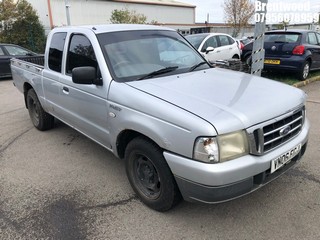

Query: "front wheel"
(125, 137), (181, 211)
(298, 61), (310, 80)
(26, 89), (54, 131)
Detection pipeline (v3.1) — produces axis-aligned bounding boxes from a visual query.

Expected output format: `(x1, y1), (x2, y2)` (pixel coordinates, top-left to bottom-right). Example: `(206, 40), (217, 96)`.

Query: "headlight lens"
(194, 130), (249, 163)
(194, 137), (219, 163)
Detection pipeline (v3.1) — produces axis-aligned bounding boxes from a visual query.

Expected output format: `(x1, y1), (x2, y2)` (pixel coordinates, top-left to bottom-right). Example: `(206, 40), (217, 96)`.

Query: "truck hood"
(126, 68), (306, 134)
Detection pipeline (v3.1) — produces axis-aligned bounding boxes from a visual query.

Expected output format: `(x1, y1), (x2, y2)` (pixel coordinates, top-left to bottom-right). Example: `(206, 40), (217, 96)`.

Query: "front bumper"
(164, 120), (309, 203)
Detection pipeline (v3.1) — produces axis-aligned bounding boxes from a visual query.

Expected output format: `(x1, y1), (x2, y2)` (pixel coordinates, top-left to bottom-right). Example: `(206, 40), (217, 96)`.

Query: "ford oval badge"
(279, 126), (291, 136)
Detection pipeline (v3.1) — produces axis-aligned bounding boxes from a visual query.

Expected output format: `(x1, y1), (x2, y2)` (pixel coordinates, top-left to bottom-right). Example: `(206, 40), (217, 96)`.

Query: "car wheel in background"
(298, 61), (310, 80)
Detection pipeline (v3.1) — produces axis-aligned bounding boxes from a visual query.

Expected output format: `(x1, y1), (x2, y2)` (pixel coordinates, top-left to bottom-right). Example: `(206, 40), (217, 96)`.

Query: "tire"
(244, 55), (252, 66)
(298, 61), (310, 80)
(125, 137), (181, 212)
(26, 89), (54, 131)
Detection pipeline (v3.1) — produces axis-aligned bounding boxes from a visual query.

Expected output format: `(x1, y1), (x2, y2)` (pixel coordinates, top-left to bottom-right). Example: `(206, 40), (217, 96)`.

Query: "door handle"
(62, 86), (69, 94)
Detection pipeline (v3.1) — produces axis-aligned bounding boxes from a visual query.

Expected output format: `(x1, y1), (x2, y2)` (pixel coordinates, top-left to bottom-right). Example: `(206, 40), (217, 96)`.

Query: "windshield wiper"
(138, 66), (178, 80)
(189, 61), (208, 72)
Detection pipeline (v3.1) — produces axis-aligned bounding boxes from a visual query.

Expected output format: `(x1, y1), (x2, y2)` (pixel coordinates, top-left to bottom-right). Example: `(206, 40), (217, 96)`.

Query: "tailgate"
(264, 32), (302, 58)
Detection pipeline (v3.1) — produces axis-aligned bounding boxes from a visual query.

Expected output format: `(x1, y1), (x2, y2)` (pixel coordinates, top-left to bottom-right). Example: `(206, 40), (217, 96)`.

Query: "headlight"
(193, 130), (249, 163)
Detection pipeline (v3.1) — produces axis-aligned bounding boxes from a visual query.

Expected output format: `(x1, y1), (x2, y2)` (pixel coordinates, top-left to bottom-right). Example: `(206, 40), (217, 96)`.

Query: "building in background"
(26, 0), (196, 33)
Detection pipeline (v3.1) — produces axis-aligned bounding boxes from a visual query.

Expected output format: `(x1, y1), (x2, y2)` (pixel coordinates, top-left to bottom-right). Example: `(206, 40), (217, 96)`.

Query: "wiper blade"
(138, 66), (178, 80)
(189, 61), (208, 72)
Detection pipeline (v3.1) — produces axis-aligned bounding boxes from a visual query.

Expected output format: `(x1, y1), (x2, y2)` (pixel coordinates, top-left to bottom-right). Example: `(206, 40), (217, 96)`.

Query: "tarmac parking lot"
(1, 78), (320, 240)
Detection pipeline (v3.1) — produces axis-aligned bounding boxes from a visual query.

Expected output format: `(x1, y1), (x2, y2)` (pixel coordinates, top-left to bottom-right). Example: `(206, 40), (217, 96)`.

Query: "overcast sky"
(180, 0), (320, 24)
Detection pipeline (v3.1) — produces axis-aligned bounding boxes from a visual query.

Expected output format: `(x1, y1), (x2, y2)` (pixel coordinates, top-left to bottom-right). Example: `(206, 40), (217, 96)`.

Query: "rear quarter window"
(307, 33), (318, 45)
(228, 36), (235, 44)
(48, 32), (67, 73)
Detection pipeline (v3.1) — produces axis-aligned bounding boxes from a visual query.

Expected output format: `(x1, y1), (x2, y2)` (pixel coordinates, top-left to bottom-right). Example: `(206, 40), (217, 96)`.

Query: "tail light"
(292, 45), (305, 55)
(240, 42), (245, 50)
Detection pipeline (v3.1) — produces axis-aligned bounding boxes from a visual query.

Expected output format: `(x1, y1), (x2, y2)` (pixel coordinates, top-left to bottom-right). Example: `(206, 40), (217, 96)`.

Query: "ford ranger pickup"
(11, 24), (309, 211)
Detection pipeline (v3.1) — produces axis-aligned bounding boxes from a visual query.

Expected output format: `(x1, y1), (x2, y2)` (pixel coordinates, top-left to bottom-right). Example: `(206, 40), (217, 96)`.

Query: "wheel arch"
(232, 54), (240, 59)
(116, 130), (160, 159)
(23, 82), (34, 109)
(305, 57), (312, 67)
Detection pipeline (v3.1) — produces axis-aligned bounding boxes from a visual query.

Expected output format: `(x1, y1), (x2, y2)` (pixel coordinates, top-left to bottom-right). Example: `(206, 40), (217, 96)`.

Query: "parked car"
(236, 37), (253, 52)
(185, 33), (241, 64)
(238, 37), (253, 46)
(241, 30), (320, 80)
(0, 44), (41, 78)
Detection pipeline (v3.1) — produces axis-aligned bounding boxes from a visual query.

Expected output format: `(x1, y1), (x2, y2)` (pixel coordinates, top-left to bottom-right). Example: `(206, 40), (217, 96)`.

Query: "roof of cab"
(51, 24), (175, 34)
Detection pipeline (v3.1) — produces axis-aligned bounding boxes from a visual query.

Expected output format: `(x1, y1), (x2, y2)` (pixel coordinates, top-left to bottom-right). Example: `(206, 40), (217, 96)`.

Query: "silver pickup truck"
(11, 24), (309, 211)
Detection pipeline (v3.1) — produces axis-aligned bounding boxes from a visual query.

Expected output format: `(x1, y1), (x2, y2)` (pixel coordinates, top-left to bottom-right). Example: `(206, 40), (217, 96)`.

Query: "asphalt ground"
(0, 78), (320, 240)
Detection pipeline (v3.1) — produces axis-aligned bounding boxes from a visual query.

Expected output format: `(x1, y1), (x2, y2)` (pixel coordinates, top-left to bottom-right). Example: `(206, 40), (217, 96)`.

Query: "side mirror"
(205, 46), (214, 54)
(72, 66), (103, 86)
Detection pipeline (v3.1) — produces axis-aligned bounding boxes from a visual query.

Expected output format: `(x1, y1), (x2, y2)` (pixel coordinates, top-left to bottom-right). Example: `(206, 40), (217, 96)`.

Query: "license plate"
(270, 144), (301, 174)
(264, 59), (280, 64)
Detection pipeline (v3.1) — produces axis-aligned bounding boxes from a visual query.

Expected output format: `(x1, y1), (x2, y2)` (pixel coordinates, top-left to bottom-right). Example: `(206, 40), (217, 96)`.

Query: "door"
(307, 32), (320, 69)
(58, 34), (111, 148)
(200, 36), (221, 63)
(216, 35), (234, 59)
(42, 32), (67, 115)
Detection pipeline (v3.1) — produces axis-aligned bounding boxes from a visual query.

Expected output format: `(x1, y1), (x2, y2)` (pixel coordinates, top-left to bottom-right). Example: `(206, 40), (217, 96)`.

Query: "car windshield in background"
(185, 34), (209, 49)
(4, 45), (34, 56)
(97, 30), (209, 82)
(264, 33), (301, 43)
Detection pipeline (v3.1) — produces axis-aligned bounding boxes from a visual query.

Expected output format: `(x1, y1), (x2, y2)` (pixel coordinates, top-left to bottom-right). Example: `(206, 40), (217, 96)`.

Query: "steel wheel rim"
(29, 98), (40, 126)
(133, 153), (161, 199)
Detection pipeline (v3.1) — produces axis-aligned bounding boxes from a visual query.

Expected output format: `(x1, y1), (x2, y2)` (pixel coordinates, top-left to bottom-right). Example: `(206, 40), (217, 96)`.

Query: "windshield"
(185, 34), (209, 49)
(97, 30), (209, 82)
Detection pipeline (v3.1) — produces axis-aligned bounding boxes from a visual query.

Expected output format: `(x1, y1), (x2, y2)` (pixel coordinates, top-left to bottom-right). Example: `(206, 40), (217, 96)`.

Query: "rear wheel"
(298, 61), (310, 80)
(27, 89), (54, 131)
(244, 55), (252, 66)
(125, 137), (181, 211)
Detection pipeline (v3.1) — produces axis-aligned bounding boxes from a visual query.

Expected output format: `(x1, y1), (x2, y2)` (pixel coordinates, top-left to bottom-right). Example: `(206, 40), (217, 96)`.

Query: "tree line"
(0, 0), (255, 53)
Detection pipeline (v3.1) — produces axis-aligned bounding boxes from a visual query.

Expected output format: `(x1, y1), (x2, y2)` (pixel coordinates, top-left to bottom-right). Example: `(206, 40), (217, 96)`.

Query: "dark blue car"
(241, 30), (320, 80)
(0, 44), (42, 79)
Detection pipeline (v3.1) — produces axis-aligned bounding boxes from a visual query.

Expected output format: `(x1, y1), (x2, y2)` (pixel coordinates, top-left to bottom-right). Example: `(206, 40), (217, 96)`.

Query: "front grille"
(249, 107), (305, 155)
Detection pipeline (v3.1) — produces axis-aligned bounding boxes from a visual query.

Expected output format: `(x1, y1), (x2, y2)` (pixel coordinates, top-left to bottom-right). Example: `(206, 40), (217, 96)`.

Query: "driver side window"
(66, 34), (98, 75)
(201, 36), (218, 52)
